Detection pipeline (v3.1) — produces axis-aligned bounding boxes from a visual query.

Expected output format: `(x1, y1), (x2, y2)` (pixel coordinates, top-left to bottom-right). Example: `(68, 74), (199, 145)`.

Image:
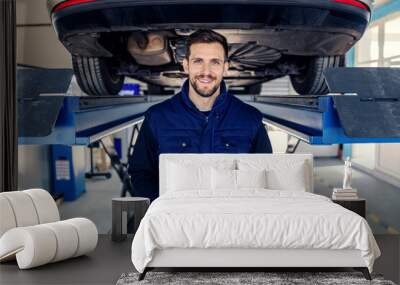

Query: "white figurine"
(343, 157), (352, 190)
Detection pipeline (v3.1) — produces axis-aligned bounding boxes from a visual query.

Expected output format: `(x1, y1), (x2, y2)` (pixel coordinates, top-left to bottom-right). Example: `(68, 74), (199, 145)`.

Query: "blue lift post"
(50, 144), (86, 201)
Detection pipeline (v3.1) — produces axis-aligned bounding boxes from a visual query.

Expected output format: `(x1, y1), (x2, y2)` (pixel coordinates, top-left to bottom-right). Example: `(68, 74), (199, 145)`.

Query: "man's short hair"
(185, 29), (229, 61)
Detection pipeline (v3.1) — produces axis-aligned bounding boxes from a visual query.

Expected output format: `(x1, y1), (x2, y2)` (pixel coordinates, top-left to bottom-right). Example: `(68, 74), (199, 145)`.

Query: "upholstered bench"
(0, 189), (98, 269)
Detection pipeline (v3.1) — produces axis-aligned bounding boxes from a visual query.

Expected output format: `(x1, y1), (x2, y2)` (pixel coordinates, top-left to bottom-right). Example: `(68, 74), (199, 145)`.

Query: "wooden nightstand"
(332, 198), (366, 218)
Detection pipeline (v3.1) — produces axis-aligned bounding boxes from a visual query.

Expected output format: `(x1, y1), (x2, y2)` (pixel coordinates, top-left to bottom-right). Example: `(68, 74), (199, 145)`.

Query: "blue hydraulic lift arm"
(18, 95), (167, 145)
(17, 68), (400, 146)
(16, 67), (169, 146)
(243, 68), (400, 145)
(246, 95), (400, 145)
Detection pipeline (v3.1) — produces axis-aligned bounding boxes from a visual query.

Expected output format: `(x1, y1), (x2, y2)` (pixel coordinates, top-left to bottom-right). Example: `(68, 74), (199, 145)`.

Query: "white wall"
(16, 0), (72, 68)
(376, 143), (400, 180)
(296, 142), (339, 158)
(352, 144), (376, 170)
(18, 145), (51, 190)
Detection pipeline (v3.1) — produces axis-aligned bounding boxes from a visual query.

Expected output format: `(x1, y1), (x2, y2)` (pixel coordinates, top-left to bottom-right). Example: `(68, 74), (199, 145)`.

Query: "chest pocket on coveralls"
(214, 129), (253, 153)
(158, 129), (200, 154)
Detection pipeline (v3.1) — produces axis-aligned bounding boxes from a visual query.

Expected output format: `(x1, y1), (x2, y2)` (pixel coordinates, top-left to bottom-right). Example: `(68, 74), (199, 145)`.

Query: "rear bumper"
(50, 0), (371, 57)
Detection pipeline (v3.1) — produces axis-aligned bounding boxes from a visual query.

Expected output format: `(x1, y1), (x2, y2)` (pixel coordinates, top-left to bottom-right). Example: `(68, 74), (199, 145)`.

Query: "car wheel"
(245, 83), (262, 95)
(72, 56), (124, 96)
(290, 56), (345, 95)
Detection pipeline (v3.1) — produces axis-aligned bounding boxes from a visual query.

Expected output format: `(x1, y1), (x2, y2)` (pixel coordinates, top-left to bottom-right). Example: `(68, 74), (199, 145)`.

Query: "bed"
(131, 154), (380, 280)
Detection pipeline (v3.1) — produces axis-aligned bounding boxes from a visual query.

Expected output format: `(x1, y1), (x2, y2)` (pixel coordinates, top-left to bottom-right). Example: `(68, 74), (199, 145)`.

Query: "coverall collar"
(179, 79), (228, 115)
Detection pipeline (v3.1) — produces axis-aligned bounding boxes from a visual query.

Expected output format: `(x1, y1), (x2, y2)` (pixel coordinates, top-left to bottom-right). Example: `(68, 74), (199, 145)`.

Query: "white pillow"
(267, 162), (307, 191)
(211, 168), (237, 190)
(237, 169), (267, 189)
(211, 169), (268, 190)
(167, 162), (211, 191)
(237, 158), (309, 191)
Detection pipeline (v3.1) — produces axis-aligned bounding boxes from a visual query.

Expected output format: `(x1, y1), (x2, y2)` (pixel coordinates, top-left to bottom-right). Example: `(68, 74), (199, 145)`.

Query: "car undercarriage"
(48, 0), (372, 95)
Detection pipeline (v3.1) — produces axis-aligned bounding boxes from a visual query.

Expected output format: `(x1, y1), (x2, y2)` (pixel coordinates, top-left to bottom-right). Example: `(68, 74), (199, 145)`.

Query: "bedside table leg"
(354, 267), (372, 280)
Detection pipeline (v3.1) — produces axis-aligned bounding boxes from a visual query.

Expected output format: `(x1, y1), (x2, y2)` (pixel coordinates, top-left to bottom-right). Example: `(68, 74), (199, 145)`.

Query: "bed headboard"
(159, 154), (314, 195)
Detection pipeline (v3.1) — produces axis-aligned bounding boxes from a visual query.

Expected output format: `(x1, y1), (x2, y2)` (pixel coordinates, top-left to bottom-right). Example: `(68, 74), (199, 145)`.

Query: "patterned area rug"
(116, 271), (396, 285)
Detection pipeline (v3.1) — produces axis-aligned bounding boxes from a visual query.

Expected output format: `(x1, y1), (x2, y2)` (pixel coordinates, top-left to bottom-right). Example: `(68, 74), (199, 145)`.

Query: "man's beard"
(189, 75), (220, 98)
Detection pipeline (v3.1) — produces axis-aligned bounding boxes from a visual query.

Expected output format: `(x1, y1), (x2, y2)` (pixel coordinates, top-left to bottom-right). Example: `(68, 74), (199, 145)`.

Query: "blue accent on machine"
(50, 144), (86, 201)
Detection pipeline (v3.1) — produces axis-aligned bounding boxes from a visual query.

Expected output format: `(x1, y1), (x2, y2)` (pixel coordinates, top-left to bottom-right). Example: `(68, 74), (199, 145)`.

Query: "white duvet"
(131, 190), (380, 273)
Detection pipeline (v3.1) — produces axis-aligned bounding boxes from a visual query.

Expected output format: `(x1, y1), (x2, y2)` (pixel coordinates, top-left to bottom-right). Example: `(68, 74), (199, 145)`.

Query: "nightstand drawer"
(332, 199), (366, 218)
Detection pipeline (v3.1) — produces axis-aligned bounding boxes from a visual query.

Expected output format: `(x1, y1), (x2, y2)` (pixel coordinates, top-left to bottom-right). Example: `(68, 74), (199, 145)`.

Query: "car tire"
(290, 56), (345, 95)
(72, 56), (124, 96)
(245, 83), (262, 95)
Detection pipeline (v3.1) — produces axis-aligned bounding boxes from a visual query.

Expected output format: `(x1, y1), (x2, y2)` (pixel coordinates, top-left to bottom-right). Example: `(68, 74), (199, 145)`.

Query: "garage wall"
(18, 145), (51, 190)
(260, 76), (297, 96)
(16, 0), (71, 68)
(376, 144), (400, 180)
(352, 144), (376, 170)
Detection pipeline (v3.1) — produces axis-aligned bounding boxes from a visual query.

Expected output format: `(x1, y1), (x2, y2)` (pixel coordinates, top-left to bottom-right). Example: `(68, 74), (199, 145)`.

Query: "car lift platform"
(17, 67), (165, 145)
(18, 95), (165, 145)
(245, 68), (400, 144)
(17, 67), (400, 146)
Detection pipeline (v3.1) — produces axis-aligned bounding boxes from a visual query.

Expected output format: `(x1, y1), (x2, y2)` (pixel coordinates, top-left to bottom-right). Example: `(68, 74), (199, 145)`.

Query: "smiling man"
(183, 40), (227, 111)
(129, 29), (272, 201)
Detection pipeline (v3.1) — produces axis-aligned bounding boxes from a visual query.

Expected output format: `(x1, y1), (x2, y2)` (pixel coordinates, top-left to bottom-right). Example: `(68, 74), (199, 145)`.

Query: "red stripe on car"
(53, 0), (97, 13)
(332, 0), (370, 11)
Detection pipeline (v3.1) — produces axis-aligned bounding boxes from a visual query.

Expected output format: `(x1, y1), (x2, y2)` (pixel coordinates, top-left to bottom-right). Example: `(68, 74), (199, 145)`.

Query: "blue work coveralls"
(128, 80), (272, 201)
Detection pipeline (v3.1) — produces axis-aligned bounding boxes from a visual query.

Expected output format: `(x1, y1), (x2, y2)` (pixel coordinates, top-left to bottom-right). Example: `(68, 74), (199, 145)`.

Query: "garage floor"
(59, 158), (400, 235)
(59, 169), (122, 234)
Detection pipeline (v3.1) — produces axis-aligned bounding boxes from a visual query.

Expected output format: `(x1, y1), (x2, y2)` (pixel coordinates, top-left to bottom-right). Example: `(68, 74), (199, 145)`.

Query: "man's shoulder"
(229, 94), (262, 120)
(146, 93), (180, 116)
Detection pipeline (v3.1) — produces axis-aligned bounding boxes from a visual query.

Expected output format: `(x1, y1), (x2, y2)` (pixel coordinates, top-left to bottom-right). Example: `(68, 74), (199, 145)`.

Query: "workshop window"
(356, 12), (400, 68)
(383, 15), (400, 66)
(356, 25), (379, 65)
